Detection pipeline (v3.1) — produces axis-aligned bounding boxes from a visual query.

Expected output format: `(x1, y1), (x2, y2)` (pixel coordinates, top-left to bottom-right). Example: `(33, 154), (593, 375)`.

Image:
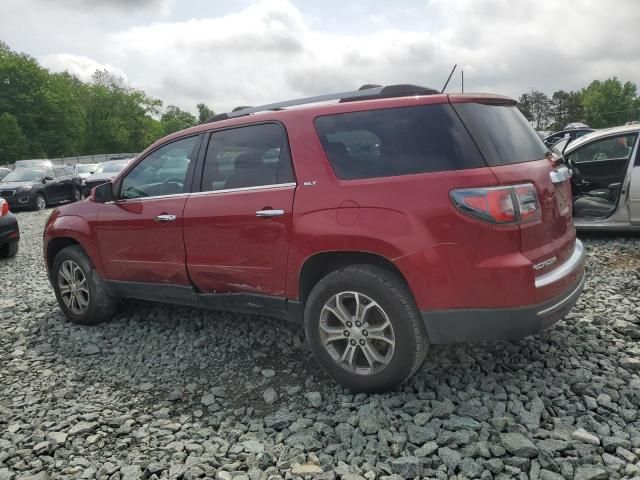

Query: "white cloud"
(41, 54), (129, 83)
(4, 0), (640, 114)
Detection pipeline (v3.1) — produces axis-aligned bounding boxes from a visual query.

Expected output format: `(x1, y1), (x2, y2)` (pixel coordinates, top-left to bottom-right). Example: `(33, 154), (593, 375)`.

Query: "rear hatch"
(451, 96), (576, 282)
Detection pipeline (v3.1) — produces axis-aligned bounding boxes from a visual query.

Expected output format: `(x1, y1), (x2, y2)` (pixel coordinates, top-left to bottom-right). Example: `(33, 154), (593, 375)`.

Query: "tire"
(304, 264), (428, 392)
(71, 186), (82, 202)
(0, 240), (18, 258)
(34, 193), (47, 211)
(51, 245), (118, 325)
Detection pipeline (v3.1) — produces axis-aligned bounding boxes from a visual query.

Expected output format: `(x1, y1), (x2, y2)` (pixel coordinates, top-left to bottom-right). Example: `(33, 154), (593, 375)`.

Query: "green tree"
(550, 90), (583, 130)
(161, 105), (197, 135)
(197, 103), (215, 123)
(581, 78), (639, 128)
(518, 90), (551, 130)
(0, 113), (28, 164)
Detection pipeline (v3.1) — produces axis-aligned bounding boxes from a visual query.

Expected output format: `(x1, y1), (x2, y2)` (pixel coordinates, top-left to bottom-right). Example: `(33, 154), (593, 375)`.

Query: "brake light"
(0, 199), (8, 217)
(450, 183), (540, 225)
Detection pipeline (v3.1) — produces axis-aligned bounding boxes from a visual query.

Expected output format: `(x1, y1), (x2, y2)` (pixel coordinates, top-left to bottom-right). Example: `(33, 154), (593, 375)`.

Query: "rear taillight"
(450, 183), (541, 225)
(0, 200), (8, 217)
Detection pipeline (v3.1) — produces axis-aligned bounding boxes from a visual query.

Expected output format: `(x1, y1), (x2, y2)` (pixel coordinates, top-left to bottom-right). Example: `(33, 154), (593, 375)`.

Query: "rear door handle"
(154, 214), (177, 222)
(256, 209), (284, 217)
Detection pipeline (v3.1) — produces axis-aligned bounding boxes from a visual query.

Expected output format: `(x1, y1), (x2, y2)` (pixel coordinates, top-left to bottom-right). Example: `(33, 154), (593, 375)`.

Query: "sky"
(2, 0), (639, 114)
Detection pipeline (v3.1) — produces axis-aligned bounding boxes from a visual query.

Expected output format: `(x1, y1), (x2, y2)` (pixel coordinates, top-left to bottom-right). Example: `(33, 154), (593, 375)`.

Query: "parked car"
(0, 165), (82, 210)
(75, 163), (98, 180)
(0, 167), (11, 181)
(543, 128), (594, 148)
(0, 198), (19, 258)
(14, 159), (53, 169)
(561, 124), (640, 230)
(43, 84), (585, 392)
(83, 159), (132, 196)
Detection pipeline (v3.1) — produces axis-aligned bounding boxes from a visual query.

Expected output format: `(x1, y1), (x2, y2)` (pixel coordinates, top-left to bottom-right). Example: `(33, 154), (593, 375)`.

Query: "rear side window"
(314, 104), (485, 180)
(453, 103), (549, 166)
(201, 123), (295, 192)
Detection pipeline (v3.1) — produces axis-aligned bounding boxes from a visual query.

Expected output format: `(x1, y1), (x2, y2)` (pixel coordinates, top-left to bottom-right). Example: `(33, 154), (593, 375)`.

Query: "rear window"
(314, 104), (485, 180)
(453, 103), (549, 166)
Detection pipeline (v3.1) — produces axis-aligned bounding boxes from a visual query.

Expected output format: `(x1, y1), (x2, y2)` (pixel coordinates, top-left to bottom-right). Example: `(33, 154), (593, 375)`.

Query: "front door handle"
(256, 209), (284, 217)
(154, 214), (177, 222)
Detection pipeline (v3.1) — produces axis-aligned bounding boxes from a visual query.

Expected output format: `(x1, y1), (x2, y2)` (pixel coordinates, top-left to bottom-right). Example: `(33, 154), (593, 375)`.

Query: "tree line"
(517, 78), (640, 132)
(1, 41), (640, 165)
(0, 42), (213, 165)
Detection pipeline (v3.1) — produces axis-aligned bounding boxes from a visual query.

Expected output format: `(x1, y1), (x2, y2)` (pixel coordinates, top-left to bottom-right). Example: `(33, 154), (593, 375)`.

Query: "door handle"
(154, 214), (177, 222)
(256, 209), (284, 217)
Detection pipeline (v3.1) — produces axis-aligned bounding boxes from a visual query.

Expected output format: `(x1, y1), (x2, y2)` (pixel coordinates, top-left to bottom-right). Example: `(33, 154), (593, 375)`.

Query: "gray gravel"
(1, 209), (640, 480)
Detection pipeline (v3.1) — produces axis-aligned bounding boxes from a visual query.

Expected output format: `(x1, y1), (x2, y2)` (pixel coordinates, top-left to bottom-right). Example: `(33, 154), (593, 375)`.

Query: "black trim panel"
(105, 280), (302, 321)
(422, 271), (585, 345)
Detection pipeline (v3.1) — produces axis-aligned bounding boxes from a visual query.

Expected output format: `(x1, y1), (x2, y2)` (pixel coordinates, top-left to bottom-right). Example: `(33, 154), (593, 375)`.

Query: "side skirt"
(105, 280), (303, 321)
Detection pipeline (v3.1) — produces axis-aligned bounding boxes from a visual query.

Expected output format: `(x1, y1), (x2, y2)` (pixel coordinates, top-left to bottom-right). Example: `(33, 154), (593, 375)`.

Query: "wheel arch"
(297, 251), (410, 304)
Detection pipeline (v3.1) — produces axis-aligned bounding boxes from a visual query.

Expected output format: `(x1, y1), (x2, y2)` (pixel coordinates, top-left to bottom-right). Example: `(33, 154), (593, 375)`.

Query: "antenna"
(441, 64), (457, 93)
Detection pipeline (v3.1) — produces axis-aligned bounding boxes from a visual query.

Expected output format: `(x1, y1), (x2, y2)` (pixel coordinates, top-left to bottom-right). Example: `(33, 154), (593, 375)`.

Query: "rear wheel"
(52, 245), (118, 325)
(35, 193), (46, 211)
(304, 264), (428, 392)
(71, 186), (82, 202)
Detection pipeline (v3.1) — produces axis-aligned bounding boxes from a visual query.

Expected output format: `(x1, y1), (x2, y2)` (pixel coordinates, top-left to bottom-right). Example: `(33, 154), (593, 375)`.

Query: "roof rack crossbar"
(205, 86), (385, 123)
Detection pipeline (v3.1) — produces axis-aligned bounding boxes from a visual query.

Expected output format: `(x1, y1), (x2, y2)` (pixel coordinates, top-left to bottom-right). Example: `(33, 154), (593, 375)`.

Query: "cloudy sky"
(2, 0), (639, 113)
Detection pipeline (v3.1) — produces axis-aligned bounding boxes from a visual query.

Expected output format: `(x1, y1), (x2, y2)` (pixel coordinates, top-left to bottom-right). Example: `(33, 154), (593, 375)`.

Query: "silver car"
(565, 124), (640, 231)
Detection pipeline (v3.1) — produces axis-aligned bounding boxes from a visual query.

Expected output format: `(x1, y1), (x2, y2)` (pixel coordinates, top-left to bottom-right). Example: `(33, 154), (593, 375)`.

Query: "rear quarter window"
(314, 104), (485, 180)
(453, 103), (549, 166)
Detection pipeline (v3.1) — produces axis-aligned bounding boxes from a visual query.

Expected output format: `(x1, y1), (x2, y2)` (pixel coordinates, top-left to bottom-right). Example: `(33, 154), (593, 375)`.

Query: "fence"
(9, 153), (139, 168)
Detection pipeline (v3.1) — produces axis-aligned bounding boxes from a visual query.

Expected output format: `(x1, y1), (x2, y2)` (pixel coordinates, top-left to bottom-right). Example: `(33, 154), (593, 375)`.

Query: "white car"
(564, 124), (640, 231)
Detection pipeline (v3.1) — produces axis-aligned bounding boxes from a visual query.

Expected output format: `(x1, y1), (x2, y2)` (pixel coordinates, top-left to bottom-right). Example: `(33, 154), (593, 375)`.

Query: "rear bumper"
(422, 240), (586, 344)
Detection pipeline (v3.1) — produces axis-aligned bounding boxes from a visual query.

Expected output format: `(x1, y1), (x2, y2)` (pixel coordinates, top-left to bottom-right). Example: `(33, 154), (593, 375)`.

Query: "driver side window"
(568, 134), (638, 164)
(120, 136), (199, 199)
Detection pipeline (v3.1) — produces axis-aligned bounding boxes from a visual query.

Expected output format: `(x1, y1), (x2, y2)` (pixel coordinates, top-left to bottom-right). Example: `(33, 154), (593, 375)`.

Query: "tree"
(550, 90), (583, 131)
(0, 113), (28, 164)
(197, 103), (215, 123)
(161, 105), (197, 135)
(518, 90), (551, 130)
(581, 78), (639, 128)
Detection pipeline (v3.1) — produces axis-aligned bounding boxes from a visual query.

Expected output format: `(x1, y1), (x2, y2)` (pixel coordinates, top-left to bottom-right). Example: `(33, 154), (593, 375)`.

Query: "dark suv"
(43, 85), (585, 391)
(0, 166), (82, 210)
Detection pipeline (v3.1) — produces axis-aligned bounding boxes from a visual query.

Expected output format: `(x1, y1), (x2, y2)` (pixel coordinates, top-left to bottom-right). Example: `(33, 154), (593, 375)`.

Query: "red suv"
(43, 85), (585, 392)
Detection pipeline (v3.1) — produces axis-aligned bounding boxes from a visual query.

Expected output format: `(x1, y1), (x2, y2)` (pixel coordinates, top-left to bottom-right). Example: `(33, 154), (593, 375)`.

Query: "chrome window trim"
(108, 192), (191, 204)
(535, 239), (585, 289)
(190, 182), (296, 197)
(107, 182), (297, 204)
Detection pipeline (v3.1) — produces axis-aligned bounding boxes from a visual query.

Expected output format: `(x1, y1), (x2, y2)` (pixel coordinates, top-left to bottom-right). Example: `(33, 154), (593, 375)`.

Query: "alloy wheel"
(36, 195), (46, 210)
(58, 259), (90, 315)
(319, 291), (395, 375)
(73, 188), (81, 201)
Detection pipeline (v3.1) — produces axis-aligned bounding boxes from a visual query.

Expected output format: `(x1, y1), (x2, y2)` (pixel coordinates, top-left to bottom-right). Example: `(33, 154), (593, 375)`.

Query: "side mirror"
(92, 181), (114, 203)
(43, 175), (54, 182)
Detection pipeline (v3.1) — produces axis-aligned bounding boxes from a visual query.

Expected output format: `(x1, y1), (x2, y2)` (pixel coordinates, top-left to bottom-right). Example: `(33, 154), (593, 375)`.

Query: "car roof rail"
(203, 84), (439, 124)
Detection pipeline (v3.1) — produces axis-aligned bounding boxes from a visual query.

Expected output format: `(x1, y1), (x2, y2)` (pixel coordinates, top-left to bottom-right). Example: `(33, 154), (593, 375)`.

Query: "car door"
(42, 167), (59, 202)
(567, 133), (638, 190)
(183, 123), (296, 299)
(631, 145), (640, 225)
(53, 167), (71, 201)
(94, 135), (202, 285)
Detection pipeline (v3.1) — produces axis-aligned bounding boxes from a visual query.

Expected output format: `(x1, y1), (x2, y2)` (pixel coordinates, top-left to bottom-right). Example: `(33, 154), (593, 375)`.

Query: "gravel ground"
(1, 209), (639, 480)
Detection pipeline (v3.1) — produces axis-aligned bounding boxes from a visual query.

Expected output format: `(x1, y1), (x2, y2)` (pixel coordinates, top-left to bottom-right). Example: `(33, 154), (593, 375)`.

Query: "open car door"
(631, 150), (640, 225)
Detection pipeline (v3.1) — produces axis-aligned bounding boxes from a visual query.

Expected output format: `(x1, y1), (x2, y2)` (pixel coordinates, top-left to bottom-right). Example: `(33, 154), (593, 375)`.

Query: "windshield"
(76, 164), (95, 173)
(2, 168), (44, 182)
(94, 161), (127, 174)
(551, 138), (570, 155)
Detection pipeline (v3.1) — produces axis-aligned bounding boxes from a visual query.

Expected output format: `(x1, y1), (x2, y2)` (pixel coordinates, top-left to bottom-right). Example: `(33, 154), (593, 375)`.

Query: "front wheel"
(304, 264), (428, 392)
(51, 245), (118, 325)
